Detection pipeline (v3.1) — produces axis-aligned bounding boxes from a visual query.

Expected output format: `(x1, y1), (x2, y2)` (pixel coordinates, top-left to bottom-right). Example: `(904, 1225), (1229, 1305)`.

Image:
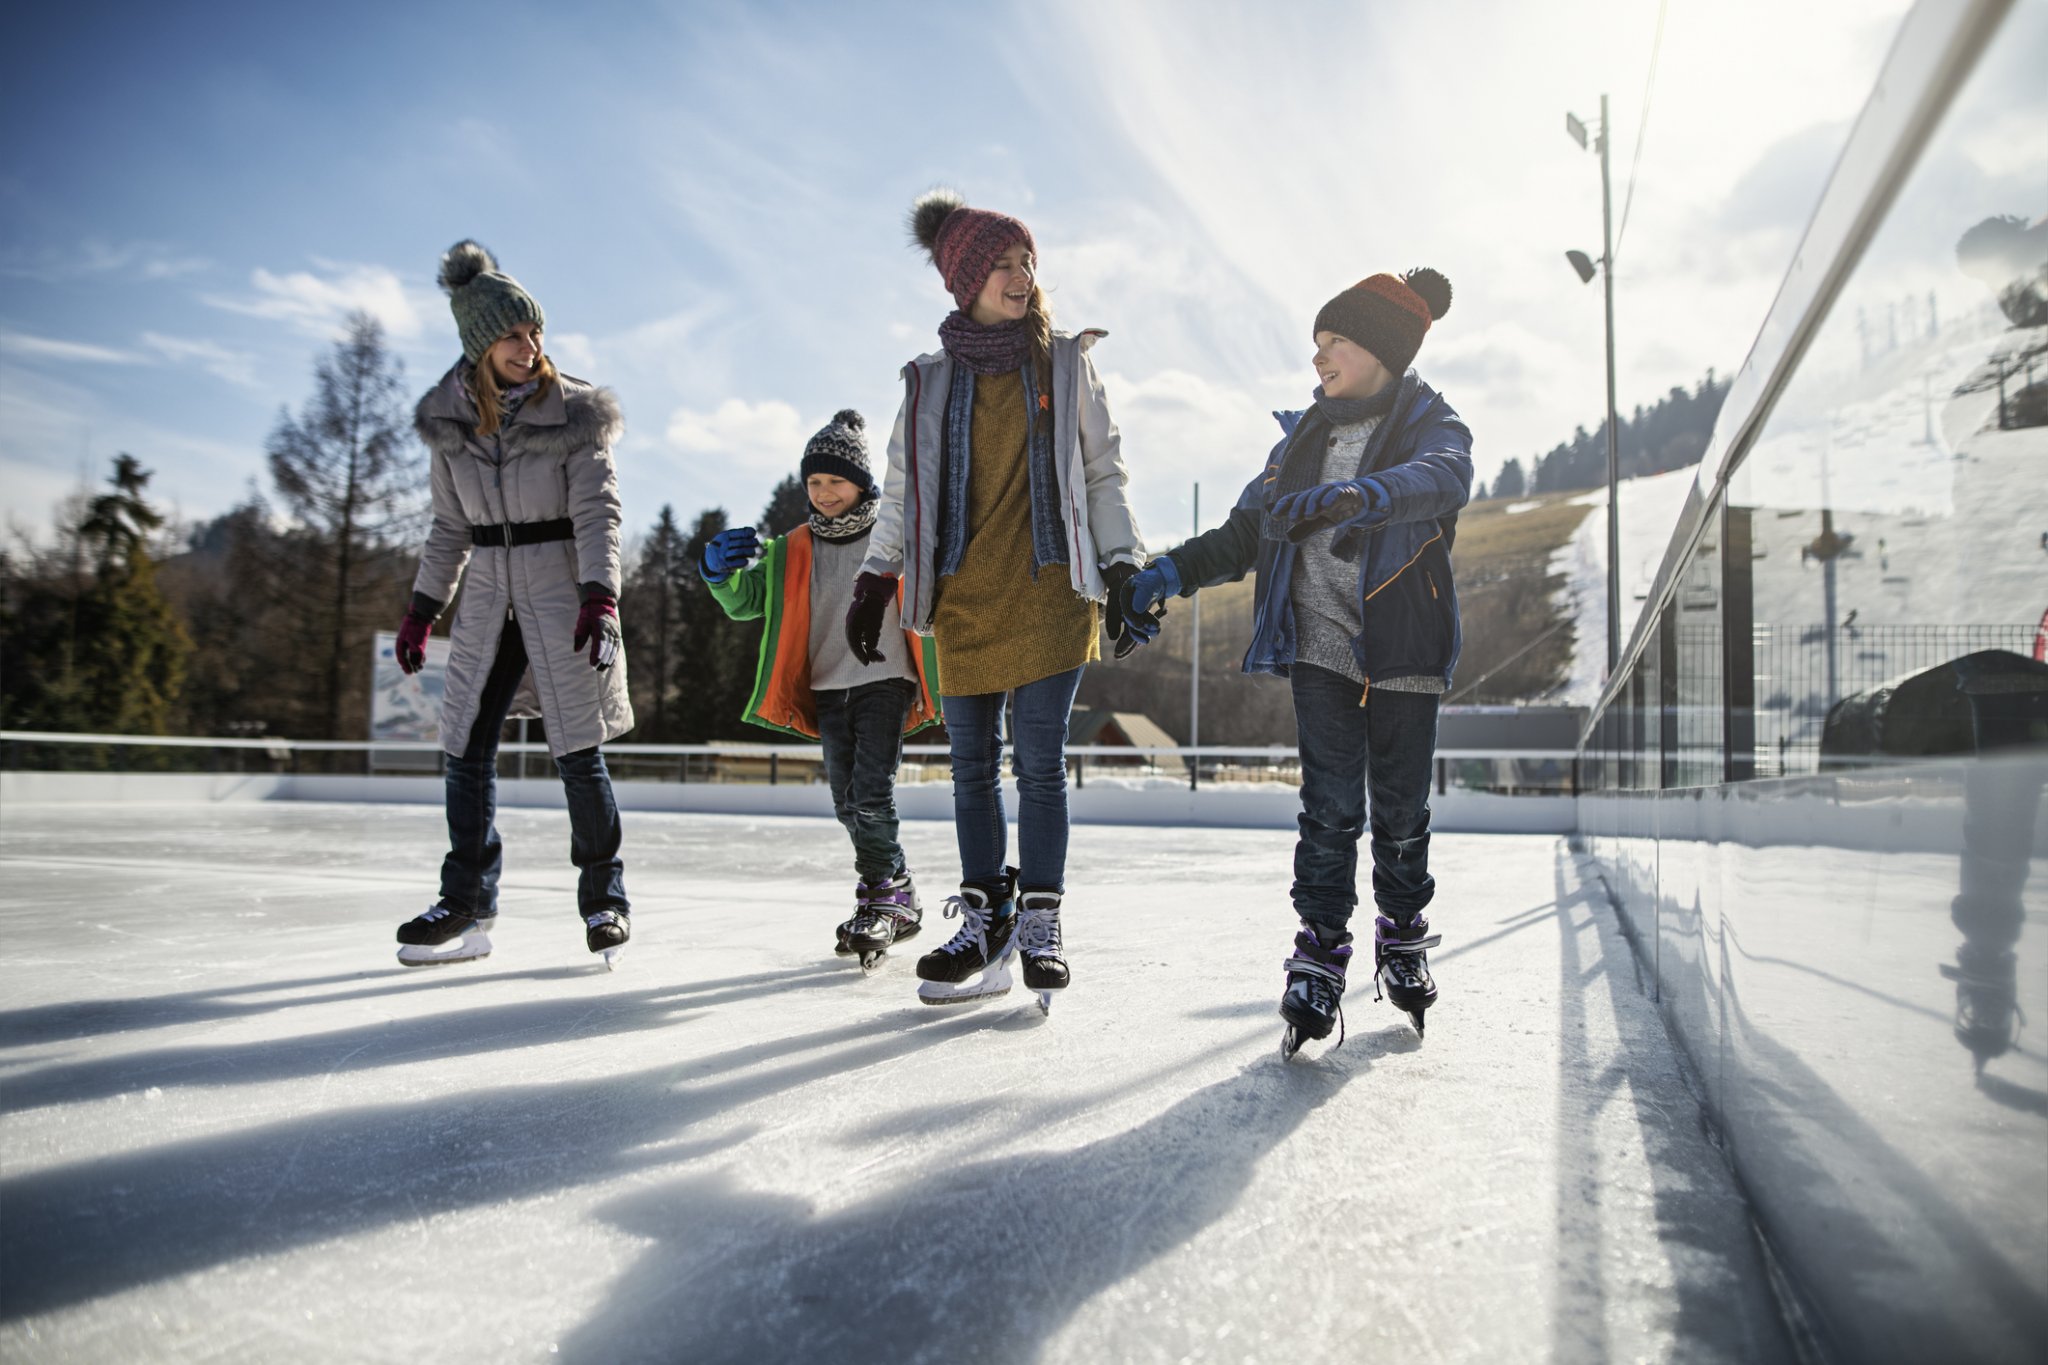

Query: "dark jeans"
(1289, 663), (1438, 930)
(816, 678), (915, 883)
(945, 666), (1084, 893)
(439, 616), (628, 920)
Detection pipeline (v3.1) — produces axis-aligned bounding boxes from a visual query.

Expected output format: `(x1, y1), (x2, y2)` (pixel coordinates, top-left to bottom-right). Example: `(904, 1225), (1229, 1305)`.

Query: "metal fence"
(1749, 622), (2039, 776)
(1, 731), (1582, 798)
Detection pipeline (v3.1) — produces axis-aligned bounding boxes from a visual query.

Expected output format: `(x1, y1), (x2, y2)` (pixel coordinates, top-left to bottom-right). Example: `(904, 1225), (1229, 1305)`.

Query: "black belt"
(471, 518), (575, 547)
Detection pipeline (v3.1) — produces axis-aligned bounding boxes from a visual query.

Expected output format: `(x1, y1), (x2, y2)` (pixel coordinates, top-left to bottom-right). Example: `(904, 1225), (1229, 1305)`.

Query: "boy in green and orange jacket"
(701, 409), (944, 968)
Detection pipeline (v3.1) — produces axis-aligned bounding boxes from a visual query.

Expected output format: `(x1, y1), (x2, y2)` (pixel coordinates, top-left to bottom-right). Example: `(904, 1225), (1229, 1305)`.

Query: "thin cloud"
(0, 239), (210, 284)
(202, 259), (431, 339)
(0, 329), (145, 365)
(139, 332), (261, 388)
(666, 397), (808, 466)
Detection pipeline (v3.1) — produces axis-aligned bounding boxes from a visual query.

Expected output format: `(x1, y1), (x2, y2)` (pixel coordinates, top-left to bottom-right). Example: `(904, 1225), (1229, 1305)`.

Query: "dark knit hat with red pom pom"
(1314, 268), (1453, 376)
(800, 408), (875, 495)
(908, 188), (1036, 312)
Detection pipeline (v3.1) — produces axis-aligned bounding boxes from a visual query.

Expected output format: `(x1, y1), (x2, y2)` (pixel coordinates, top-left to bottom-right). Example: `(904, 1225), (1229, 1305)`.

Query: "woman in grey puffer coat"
(390, 240), (635, 968)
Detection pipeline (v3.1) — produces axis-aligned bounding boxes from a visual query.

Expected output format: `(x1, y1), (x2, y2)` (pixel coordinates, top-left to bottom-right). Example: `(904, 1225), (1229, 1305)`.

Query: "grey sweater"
(1288, 418), (1445, 694)
(809, 529), (916, 692)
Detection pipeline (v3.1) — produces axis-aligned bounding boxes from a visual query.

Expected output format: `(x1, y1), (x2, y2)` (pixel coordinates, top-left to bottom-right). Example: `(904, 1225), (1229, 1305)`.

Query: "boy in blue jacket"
(1121, 268), (1472, 1054)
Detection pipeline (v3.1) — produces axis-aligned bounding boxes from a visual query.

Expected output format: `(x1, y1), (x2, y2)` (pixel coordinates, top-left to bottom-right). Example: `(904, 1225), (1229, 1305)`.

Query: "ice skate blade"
(1036, 990), (1055, 1016)
(600, 946), (625, 971)
(859, 950), (886, 975)
(916, 960), (1013, 1007)
(1280, 1024), (1307, 1060)
(397, 935), (492, 968)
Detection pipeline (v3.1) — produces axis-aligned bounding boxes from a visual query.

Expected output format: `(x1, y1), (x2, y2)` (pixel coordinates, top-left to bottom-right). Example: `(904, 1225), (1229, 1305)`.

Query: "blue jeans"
(438, 616), (629, 920)
(1289, 663), (1438, 930)
(816, 678), (915, 883)
(945, 666), (1084, 893)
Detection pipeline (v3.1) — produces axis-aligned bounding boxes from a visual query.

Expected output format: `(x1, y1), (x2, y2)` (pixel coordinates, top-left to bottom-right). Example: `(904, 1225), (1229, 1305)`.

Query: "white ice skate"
(915, 952), (1014, 1006)
(914, 886), (1017, 1007)
(395, 907), (496, 968)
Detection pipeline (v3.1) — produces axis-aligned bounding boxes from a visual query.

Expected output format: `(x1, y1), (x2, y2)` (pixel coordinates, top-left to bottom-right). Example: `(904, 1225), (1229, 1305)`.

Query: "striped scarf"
(810, 498), (879, 542)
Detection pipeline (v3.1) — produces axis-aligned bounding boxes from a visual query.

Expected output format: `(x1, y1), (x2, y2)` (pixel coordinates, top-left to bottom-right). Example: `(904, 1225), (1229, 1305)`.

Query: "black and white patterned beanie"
(800, 409), (875, 496)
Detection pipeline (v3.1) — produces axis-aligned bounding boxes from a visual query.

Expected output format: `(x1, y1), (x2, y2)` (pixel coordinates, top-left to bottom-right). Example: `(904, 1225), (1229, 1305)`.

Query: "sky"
(0, 0), (1918, 553)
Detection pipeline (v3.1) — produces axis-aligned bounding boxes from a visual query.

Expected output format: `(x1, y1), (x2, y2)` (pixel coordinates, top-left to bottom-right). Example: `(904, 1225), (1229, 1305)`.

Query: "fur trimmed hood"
(415, 362), (624, 461)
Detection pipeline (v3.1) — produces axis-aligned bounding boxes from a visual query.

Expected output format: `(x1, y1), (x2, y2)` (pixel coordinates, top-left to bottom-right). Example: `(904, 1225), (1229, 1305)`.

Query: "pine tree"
(0, 456), (190, 735)
(622, 505), (692, 740)
(670, 508), (761, 740)
(1493, 457), (1527, 500)
(264, 311), (425, 739)
(759, 474), (812, 537)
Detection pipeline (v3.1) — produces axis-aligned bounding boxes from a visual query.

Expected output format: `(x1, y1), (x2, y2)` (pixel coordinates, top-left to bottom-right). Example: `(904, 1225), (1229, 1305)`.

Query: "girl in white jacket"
(845, 191), (1151, 1010)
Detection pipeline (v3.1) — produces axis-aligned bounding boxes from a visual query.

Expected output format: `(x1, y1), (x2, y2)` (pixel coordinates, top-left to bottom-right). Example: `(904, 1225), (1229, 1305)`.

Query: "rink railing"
(0, 731), (1580, 798)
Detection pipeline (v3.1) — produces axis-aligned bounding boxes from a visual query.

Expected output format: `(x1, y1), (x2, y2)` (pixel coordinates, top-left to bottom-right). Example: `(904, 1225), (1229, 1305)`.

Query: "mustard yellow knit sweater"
(931, 371), (1100, 696)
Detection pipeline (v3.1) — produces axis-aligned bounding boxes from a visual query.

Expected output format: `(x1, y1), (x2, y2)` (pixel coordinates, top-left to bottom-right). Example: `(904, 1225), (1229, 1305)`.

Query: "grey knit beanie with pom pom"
(799, 409), (875, 496)
(438, 240), (545, 364)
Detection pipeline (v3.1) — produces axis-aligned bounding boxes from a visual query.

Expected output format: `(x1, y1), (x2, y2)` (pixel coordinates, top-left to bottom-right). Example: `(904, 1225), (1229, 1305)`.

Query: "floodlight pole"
(1599, 93), (1621, 676)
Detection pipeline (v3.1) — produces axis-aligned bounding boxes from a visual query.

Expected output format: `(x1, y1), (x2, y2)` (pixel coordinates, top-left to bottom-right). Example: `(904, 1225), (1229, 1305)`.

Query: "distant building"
(1067, 706), (1184, 777)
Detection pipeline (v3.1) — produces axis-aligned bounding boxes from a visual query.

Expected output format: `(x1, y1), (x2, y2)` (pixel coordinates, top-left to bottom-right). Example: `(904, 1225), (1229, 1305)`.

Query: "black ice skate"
(838, 870), (924, 974)
(1939, 944), (2024, 1073)
(1374, 912), (1442, 1036)
(585, 909), (630, 970)
(1016, 889), (1068, 1015)
(1279, 920), (1353, 1059)
(915, 870), (1017, 1007)
(396, 904), (496, 968)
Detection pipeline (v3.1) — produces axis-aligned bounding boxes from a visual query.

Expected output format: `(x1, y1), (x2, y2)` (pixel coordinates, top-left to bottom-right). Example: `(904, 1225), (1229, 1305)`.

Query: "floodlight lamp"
(1565, 250), (1597, 284)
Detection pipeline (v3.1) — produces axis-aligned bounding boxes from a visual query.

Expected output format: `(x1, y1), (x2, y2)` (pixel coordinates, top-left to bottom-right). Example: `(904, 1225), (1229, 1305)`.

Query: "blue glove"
(1115, 557), (1181, 655)
(1273, 478), (1388, 542)
(701, 525), (761, 583)
(1124, 556), (1180, 617)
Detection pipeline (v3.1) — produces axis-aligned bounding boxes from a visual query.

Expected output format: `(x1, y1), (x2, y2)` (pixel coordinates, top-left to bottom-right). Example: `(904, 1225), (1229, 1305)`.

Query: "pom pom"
(437, 240), (497, 295)
(1402, 267), (1452, 321)
(907, 188), (967, 260)
(832, 408), (865, 432)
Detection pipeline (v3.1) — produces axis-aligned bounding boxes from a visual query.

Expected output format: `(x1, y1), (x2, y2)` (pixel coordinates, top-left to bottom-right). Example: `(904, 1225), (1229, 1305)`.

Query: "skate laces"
(935, 893), (995, 957)
(1016, 903), (1063, 958)
(1283, 942), (1350, 1049)
(418, 905), (455, 924)
(1373, 920), (1440, 999)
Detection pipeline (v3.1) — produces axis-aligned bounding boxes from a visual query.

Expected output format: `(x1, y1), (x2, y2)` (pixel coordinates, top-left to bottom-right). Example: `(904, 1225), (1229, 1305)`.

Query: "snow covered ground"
(0, 803), (1792, 1364)
(1545, 298), (2048, 719)
(1549, 466), (1702, 706)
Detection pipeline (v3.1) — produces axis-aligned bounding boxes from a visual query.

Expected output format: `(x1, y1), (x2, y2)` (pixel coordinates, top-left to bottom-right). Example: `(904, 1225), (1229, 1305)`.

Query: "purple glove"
(574, 587), (621, 670)
(394, 593), (440, 675)
(845, 572), (897, 665)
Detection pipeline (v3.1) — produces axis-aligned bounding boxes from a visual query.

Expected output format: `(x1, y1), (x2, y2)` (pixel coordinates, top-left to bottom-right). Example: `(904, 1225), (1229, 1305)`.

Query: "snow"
(1549, 466), (1703, 705)
(0, 803), (1792, 1363)
(1546, 299), (2048, 722)
(1504, 499), (1544, 515)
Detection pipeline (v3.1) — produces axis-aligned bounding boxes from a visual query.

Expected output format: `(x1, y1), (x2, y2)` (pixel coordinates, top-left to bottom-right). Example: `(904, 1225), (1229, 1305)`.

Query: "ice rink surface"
(0, 803), (1793, 1363)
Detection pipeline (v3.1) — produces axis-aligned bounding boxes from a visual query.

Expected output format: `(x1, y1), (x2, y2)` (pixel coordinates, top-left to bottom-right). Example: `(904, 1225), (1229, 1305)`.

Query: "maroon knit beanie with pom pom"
(1314, 268), (1453, 376)
(907, 188), (1036, 311)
